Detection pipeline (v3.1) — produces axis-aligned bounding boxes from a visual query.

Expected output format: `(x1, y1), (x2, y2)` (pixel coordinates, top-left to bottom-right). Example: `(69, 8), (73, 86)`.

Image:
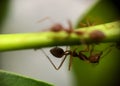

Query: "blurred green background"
(73, 0), (120, 86)
(0, 0), (10, 29)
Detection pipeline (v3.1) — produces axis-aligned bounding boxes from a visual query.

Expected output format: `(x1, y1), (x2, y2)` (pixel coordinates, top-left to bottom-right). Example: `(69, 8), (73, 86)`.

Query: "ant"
(38, 17), (113, 70)
(37, 17), (84, 35)
(41, 44), (112, 70)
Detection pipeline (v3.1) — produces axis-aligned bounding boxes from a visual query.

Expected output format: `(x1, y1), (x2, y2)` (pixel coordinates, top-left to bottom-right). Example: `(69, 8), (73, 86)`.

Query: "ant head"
(89, 55), (100, 63)
(51, 24), (63, 32)
(50, 47), (65, 58)
(89, 52), (103, 63)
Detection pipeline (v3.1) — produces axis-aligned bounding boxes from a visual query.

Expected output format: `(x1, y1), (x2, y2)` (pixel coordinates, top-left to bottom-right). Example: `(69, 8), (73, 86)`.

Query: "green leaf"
(72, 0), (120, 86)
(0, 70), (54, 86)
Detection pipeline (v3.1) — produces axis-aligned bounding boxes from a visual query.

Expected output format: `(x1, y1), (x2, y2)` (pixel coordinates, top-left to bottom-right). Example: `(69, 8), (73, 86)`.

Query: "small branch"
(0, 21), (120, 51)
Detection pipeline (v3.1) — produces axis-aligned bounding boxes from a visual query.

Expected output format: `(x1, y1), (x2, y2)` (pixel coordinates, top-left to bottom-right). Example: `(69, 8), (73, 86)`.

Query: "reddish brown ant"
(50, 20), (73, 34)
(38, 17), (72, 33)
(39, 18), (114, 70)
(41, 45), (112, 70)
(37, 17), (84, 35)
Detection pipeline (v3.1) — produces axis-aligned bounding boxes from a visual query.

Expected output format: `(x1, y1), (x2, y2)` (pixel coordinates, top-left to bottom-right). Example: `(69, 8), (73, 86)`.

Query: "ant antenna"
(37, 17), (54, 24)
(67, 20), (73, 30)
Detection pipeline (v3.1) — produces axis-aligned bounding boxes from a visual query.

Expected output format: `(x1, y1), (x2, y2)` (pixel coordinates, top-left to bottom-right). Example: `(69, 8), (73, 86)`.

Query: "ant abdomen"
(50, 24), (63, 32)
(50, 47), (64, 58)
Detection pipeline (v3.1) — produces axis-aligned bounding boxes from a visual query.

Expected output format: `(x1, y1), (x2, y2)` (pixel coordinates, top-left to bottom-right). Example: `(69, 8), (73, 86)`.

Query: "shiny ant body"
(41, 45), (110, 70)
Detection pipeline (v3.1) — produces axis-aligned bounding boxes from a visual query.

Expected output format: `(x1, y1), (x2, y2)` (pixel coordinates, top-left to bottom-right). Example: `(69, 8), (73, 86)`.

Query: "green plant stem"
(0, 21), (120, 51)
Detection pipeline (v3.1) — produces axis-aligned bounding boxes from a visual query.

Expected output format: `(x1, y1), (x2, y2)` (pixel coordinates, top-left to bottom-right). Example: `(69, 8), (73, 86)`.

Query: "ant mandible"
(41, 45), (112, 70)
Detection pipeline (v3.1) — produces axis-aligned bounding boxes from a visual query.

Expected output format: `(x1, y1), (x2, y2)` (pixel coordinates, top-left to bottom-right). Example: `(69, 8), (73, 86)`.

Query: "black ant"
(41, 45), (112, 70)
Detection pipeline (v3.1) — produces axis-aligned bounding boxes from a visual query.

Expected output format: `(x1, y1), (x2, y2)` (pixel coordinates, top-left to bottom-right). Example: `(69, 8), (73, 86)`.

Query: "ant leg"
(75, 40), (90, 62)
(79, 17), (91, 27)
(68, 54), (73, 70)
(56, 55), (68, 70)
(86, 17), (99, 26)
(67, 20), (73, 31)
(41, 49), (57, 69)
(37, 17), (49, 23)
(81, 44), (90, 53)
(86, 18), (91, 26)
(64, 20), (73, 39)
(79, 18), (94, 27)
(80, 39), (90, 53)
(89, 44), (95, 56)
(65, 45), (73, 70)
(41, 49), (67, 70)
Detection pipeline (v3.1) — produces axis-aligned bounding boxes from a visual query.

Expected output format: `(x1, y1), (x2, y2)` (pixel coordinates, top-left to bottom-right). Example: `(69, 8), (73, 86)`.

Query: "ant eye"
(50, 47), (64, 58)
